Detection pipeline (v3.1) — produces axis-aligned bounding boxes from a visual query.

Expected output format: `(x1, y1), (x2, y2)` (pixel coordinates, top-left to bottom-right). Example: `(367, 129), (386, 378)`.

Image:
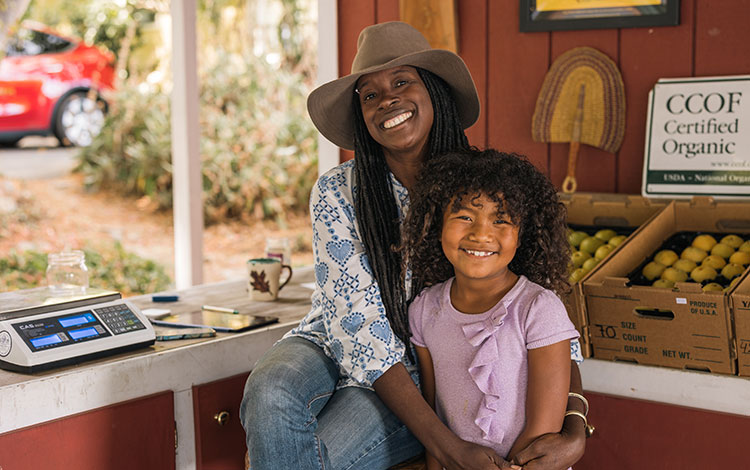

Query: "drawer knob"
(214, 410), (230, 426)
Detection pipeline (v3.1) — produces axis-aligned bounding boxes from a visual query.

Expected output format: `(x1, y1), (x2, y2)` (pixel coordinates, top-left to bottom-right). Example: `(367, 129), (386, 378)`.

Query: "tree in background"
(60, 0), (320, 225)
(0, 0), (32, 56)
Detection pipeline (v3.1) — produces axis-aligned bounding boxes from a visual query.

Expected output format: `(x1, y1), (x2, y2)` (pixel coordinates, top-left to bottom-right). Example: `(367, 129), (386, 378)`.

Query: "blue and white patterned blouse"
(285, 160), (583, 390)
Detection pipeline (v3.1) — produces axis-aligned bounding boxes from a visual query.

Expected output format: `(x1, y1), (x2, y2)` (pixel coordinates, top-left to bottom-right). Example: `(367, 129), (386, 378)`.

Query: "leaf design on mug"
(250, 271), (270, 293)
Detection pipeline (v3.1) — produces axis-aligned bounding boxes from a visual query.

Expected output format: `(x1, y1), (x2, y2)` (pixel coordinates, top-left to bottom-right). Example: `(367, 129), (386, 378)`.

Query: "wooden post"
(171, 0), (204, 289)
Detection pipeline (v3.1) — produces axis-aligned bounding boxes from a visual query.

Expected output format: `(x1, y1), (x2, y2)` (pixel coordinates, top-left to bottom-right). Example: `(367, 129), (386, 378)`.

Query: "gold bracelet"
(568, 392), (589, 416)
(565, 409), (587, 425)
(565, 410), (596, 438)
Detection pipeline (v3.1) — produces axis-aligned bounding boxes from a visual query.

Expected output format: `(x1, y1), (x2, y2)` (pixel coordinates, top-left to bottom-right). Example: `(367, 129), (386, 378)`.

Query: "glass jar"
(46, 250), (89, 295)
(265, 237), (292, 266)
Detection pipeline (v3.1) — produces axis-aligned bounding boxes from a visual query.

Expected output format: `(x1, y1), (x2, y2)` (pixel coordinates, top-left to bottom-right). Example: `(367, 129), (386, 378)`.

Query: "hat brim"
(307, 49), (480, 151)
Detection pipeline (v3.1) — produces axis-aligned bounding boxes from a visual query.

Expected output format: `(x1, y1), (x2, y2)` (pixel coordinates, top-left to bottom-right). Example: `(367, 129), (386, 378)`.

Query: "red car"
(0, 22), (115, 147)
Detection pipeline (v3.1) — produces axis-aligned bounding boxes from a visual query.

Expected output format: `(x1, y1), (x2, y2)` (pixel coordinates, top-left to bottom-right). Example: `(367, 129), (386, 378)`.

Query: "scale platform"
(0, 287), (156, 373)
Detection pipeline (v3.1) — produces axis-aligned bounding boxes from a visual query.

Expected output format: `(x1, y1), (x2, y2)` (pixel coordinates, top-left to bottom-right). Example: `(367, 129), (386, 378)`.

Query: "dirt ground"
(1, 173), (314, 286)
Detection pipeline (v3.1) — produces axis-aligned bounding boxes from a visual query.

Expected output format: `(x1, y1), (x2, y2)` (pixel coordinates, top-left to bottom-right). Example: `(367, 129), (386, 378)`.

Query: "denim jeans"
(240, 336), (424, 470)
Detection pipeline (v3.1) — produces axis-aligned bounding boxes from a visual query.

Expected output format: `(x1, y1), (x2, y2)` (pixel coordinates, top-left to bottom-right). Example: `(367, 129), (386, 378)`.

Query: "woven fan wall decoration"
(532, 46), (626, 193)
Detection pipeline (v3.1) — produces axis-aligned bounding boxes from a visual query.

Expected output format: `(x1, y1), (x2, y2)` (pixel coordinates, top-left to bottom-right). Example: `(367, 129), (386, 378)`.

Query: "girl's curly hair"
(402, 148), (571, 299)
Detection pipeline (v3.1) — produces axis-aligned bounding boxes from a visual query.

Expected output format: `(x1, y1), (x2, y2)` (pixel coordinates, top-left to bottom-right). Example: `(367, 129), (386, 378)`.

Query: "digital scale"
(0, 287), (155, 373)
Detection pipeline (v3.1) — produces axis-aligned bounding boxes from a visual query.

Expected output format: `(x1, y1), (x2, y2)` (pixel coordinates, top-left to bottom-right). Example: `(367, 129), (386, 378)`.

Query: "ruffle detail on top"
(462, 308), (506, 442)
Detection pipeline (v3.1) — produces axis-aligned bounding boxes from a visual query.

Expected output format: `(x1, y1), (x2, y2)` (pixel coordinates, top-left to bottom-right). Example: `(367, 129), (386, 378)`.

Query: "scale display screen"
(13, 310), (112, 352)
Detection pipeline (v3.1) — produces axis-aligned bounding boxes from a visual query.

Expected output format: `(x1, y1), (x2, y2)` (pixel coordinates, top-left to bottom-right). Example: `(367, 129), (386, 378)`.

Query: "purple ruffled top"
(462, 305), (508, 442)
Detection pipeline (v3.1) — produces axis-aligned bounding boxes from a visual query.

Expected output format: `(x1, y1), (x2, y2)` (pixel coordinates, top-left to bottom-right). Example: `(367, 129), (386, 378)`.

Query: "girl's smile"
(462, 249), (496, 257)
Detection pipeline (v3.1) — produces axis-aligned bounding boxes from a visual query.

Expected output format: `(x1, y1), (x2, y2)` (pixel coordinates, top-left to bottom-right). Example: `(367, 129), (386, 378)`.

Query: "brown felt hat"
(307, 21), (480, 150)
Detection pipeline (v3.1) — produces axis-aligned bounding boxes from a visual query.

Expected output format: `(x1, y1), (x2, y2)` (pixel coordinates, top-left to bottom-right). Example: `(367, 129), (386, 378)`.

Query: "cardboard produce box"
(583, 198), (750, 374)
(562, 193), (666, 357)
(730, 271), (750, 377)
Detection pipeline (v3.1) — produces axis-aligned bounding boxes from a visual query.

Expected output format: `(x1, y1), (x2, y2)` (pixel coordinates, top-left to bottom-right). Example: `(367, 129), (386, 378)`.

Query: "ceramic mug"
(247, 258), (292, 301)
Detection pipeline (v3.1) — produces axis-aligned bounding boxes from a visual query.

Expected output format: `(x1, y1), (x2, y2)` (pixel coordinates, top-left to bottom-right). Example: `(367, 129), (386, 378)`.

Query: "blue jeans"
(240, 336), (424, 470)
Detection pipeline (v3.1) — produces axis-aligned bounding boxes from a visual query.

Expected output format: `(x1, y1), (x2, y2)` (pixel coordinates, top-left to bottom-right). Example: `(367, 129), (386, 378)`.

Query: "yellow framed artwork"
(520, 0), (679, 32)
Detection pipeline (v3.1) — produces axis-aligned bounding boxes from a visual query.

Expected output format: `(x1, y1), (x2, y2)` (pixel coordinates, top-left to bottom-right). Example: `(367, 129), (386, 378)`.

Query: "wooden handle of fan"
(563, 141), (580, 194)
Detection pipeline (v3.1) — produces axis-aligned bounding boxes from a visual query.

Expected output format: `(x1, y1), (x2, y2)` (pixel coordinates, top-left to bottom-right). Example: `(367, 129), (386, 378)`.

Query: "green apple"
(652, 279), (675, 288)
(608, 235), (627, 247)
(594, 229), (617, 242)
(729, 251), (750, 266)
(702, 282), (723, 292)
(642, 261), (666, 281)
(721, 263), (745, 280)
(691, 234), (717, 252)
(710, 243), (735, 259)
(701, 255), (726, 270)
(653, 249), (678, 267)
(568, 230), (589, 248)
(720, 234), (744, 249)
(579, 236), (604, 254)
(569, 267), (587, 284)
(672, 258), (697, 273)
(571, 250), (592, 268)
(681, 246), (708, 263)
(690, 265), (717, 283)
(594, 244), (614, 261)
(739, 241), (750, 253)
(582, 257), (599, 273)
(661, 267), (688, 283)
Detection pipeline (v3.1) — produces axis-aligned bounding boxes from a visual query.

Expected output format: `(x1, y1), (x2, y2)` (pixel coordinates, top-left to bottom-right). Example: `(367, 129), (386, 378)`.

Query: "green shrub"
(76, 50), (318, 225)
(0, 241), (171, 296)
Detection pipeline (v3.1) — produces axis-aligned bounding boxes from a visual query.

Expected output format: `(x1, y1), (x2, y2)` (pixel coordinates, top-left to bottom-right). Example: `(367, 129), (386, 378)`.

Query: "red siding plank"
(376, 0), (399, 22)
(695, 0), (750, 76)
(618, 1), (695, 194)
(487, 0), (550, 172)
(577, 392), (750, 469)
(457, 0), (488, 148)
(548, 30), (619, 192)
(337, 1), (376, 163)
(337, 0), (376, 77)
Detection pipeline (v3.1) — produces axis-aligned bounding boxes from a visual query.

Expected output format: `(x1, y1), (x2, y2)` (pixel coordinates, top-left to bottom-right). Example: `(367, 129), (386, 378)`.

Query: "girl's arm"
(507, 340), (571, 462)
(414, 345), (443, 470)
(373, 362), (511, 470)
(510, 362), (586, 470)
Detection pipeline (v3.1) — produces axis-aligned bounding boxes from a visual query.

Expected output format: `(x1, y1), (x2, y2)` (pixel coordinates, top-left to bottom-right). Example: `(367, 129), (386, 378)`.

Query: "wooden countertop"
(0, 266), (314, 434)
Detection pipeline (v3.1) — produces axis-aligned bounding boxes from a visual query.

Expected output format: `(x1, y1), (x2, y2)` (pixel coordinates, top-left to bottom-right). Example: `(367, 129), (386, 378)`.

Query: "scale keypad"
(95, 304), (146, 335)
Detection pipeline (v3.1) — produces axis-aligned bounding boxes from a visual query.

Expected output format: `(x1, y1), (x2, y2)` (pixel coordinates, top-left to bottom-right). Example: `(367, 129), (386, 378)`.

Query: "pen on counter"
(153, 294), (179, 302)
(201, 305), (240, 315)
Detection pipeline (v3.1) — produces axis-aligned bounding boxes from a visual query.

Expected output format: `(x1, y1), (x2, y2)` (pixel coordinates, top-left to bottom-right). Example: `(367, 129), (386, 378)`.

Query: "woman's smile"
(382, 111), (413, 129)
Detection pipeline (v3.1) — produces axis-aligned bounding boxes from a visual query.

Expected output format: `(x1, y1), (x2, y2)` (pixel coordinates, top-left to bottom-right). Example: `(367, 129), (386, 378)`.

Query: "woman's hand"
(509, 407), (586, 470)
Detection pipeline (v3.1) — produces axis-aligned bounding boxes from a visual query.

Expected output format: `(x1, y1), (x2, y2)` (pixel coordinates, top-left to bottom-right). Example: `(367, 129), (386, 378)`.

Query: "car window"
(5, 28), (72, 57)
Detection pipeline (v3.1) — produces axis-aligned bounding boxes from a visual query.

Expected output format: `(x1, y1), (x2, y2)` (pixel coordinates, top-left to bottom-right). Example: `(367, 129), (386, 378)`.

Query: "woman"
(240, 21), (587, 470)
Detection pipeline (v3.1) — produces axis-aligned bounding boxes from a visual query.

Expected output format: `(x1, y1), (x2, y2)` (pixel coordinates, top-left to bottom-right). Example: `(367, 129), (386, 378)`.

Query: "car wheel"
(54, 91), (106, 147)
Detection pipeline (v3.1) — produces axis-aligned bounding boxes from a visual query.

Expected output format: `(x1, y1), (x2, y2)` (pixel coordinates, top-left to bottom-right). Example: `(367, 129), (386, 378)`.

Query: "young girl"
(402, 148), (579, 469)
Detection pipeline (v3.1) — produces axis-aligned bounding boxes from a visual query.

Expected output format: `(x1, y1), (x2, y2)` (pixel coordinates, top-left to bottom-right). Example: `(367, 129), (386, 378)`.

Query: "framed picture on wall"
(520, 0), (680, 32)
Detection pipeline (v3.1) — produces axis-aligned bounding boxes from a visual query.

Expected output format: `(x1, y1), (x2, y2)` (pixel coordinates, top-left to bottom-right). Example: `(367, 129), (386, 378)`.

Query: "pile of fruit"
(633, 232), (750, 291)
(568, 227), (630, 283)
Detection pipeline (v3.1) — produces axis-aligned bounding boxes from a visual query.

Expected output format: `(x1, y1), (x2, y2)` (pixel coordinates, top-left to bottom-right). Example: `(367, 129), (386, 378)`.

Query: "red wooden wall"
(335, 0), (750, 194)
